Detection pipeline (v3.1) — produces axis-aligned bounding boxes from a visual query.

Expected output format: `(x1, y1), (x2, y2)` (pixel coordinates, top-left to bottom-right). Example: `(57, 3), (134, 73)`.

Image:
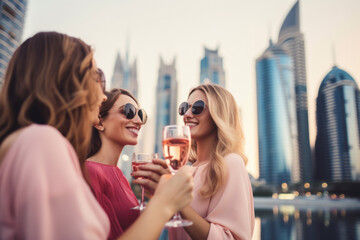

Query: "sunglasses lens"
(179, 102), (189, 116)
(138, 109), (148, 124)
(125, 104), (136, 119)
(97, 69), (106, 93)
(192, 100), (205, 115)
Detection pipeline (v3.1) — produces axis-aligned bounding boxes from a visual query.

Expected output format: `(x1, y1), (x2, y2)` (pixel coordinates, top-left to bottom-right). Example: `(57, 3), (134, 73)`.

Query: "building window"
(3, 4), (16, 18)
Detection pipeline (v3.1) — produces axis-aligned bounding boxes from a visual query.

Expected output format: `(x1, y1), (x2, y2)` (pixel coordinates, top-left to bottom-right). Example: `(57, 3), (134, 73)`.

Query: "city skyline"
(22, 0), (360, 177)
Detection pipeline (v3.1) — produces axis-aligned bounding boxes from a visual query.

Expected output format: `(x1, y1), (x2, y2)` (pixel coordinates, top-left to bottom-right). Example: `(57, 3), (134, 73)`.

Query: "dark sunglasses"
(119, 103), (147, 124)
(178, 100), (206, 116)
(97, 68), (106, 93)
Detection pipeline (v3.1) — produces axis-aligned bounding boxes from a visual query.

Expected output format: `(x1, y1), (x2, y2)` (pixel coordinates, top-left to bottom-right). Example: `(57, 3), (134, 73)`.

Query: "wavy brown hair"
(0, 32), (100, 163)
(87, 88), (138, 158)
(188, 84), (247, 198)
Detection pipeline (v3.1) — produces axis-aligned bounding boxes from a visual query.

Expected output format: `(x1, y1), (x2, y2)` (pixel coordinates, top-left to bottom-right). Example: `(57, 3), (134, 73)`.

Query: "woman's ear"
(94, 116), (105, 132)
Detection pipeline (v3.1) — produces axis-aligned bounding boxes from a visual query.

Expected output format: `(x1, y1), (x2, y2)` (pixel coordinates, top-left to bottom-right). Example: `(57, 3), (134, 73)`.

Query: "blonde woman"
(0, 31), (193, 240)
(169, 84), (255, 240)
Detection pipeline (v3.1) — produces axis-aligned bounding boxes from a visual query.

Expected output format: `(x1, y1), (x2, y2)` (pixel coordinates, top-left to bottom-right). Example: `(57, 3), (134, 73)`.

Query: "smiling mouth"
(127, 127), (139, 135)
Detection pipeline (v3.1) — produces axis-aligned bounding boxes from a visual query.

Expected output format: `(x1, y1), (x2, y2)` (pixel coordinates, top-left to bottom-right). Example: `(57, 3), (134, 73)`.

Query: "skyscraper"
(110, 49), (138, 180)
(315, 66), (360, 182)
(277, 1), (312, 182)
(111, 50), (138, 97)
(200, 47), (225, 87)
(0, 0), (27, 88)
(256, 40), (299, 185)
(154, 57), (178, 157)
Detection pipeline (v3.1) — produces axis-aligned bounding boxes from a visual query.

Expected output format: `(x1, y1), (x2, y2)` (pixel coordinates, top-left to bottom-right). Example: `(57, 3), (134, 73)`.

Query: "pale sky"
(23, 0), (360, 177)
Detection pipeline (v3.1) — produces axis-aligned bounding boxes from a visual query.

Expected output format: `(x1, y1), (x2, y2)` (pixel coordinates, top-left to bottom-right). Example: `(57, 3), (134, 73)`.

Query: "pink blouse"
(85, 161), (140, 239)
(0, 124), (110, 240)
(169, 153), (255, 240)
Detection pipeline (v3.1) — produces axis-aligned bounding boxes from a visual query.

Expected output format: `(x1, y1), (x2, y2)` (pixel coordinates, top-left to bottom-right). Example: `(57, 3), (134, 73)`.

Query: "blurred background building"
(0, 0), (27, 88)
(111, 47), (138, 95)
(200, 46), (225, 87)
(276, 1), (312, 183)
(315, 66), (360, 182)
(154, 57), (178, 157)
(256, 40), (299, 185)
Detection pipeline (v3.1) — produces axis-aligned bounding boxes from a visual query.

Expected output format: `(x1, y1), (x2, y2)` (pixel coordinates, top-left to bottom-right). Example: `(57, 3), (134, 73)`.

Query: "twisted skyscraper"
(256, 40), (299, 184)
(277, 1), (312, 182)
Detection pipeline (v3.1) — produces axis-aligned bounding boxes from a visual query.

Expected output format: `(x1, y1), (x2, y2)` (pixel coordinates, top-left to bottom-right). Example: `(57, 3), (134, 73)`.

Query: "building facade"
(256, 40), (299, 185)
(315, 66), (360, 182)
(0, 0), (27, 88)
(154, 57), (178, 157)
(277, 1), (312, 182)
(111, 50), (138, 97)
(200, 47), (225, 87)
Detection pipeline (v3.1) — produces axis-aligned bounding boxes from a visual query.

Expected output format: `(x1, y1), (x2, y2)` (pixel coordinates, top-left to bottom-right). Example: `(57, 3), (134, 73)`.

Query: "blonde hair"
(188, 84), (247, 198)
(0, 32), (100, 163)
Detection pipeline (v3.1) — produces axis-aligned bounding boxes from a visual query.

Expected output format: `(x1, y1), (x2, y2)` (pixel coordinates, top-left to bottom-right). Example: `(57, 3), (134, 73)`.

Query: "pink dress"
(169, 153), (255, 240)
(0, 124), (110, 240)
(85, 161), (140, 239)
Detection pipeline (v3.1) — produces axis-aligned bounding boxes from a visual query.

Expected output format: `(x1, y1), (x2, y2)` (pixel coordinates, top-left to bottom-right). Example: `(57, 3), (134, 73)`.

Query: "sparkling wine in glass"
(131, 153), (158, 211)
(162, 125), (193, 227)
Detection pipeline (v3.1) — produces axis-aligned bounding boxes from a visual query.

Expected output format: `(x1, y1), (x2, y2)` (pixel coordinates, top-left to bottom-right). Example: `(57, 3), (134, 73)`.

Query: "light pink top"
(169, 153), (255, 240)
(0, 124), (110, 240)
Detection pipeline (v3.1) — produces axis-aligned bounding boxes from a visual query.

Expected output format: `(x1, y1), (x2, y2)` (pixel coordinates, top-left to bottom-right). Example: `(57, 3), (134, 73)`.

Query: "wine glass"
(162, 125), (193, 227)
(131, 153), (158, 211)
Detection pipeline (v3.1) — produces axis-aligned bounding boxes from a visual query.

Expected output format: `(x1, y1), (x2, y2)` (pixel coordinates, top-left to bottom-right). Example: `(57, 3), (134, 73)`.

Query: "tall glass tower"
(0, 0), (27, 88)
(154, 57), (178, 157)
(256, 40), (300, 185)
(111, 49), (138, 96)
(277, 1), (312, 182)
(111, 49), (138, 180)
(315, 66), (360, 182)
(200, 47), (225, 87)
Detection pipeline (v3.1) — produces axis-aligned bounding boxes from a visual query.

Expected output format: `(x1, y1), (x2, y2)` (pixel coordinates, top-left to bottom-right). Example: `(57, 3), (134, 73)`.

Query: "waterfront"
(253, 197), (360, 240)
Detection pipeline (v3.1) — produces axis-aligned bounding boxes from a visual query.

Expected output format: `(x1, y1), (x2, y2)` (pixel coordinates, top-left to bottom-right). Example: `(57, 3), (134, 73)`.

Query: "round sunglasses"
(119, 103), (147, 124)
(178, 100), (206, 116)
(97, 68), (106, 93)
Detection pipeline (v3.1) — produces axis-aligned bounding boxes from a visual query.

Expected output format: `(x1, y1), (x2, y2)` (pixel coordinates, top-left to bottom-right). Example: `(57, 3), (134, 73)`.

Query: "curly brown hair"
(0, 32), (100, 163)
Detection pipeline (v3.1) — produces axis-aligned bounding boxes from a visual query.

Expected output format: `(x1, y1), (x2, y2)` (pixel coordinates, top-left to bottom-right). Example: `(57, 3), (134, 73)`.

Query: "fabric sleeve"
(86, 164), (125, 238)
(205, 154), (254, 240)
(12, 126), (108, 240)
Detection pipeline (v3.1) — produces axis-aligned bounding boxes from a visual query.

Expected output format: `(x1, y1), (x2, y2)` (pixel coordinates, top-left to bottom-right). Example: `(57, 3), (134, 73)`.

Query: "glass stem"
(173, 212), (182, 220)
(141, 186), (145, 206)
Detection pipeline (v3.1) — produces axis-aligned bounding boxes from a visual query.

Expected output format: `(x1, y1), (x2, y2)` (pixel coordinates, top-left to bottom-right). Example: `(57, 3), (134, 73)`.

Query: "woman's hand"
(131, 158), (170, 196)
(150, 166), (194, 214)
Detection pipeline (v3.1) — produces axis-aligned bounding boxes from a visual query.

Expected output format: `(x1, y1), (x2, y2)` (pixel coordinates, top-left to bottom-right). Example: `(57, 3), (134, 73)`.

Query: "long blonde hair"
(0, 32), (100, 163)
(188, 84), (247, 198)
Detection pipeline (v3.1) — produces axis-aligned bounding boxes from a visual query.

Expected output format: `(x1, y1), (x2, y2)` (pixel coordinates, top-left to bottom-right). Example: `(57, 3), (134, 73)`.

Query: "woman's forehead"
(188, 90), (208, 104)
(113, 94), (138, 108)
